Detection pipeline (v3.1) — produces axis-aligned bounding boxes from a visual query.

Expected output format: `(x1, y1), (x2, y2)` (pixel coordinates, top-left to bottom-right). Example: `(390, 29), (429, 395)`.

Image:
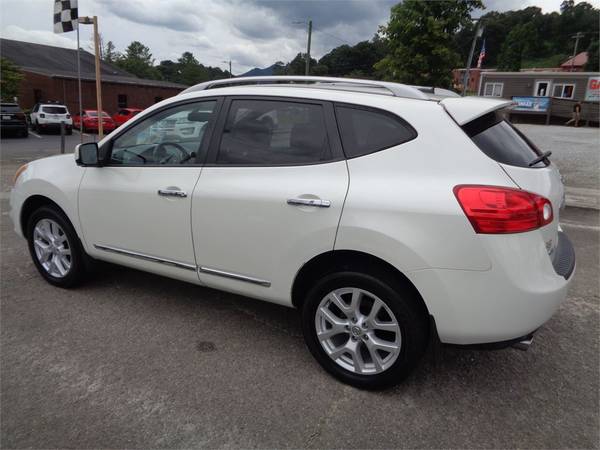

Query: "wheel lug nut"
(351, 317), (357, 323)
(363, 335), (369, 340)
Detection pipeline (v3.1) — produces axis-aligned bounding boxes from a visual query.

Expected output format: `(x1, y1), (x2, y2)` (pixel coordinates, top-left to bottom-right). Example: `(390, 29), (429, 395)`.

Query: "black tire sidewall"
(302, 271), (428, 390)
(26, 206), (85, 288)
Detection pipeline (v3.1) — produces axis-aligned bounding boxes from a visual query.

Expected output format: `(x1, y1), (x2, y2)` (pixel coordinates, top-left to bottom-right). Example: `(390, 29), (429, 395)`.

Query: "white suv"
(9, 77), (575, 389)
(30, 102), (73, 134)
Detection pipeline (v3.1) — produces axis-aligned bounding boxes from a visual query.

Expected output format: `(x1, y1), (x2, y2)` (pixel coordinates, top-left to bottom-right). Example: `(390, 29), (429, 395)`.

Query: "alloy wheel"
(315, 287), (402, 375)
(32, 218), (72, 278)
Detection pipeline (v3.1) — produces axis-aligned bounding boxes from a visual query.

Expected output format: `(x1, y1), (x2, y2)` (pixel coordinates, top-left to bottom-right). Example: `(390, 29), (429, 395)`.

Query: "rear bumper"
(37, 122), (72, 129)
(409, 229), (575, 345)
(1, 122), (27, 131)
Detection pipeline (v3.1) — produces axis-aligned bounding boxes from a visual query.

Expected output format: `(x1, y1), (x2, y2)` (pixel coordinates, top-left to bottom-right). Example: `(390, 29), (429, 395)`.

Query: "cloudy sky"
(1, 0), (598, 74)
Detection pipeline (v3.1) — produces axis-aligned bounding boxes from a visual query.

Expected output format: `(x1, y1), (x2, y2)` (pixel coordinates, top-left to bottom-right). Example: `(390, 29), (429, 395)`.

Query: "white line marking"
(29, 131), (42, 139)
(561, 221), (600, 231)
(73, 129), (90, 137)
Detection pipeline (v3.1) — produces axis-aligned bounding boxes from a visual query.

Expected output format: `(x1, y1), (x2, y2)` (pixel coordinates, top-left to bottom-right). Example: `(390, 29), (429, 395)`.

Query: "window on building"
(552, 83), (575, 99)
(483, 82), (503, 97)
(117, 94), (127, 108)
(534, 81), (551, 97)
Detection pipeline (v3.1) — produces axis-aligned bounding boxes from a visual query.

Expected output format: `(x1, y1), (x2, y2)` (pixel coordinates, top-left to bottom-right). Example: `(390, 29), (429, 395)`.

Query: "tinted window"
(110, 100), (216, 165)
(335, 106), (416, 158)
(217, 99), (332, 165)
(1, 104), (21, 113)
(41, 106), (67, 114)
(463, 112), (546, 168)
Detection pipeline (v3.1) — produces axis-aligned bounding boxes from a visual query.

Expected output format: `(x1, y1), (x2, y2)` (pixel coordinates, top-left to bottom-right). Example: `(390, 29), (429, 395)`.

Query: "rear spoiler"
(440, 97), (514, 126)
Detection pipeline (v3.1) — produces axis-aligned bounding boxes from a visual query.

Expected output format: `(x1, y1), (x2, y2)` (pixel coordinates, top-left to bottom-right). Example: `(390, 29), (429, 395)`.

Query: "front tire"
(26, 206), (86, 288)
(302, 271), (428, 390)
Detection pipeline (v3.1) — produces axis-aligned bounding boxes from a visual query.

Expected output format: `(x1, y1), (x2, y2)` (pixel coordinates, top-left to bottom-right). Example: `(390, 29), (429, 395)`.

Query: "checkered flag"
(53, 0), (78, 33)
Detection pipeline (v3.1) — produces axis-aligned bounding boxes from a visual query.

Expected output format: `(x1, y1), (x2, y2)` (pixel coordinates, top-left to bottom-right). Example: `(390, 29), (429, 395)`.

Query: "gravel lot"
(1, 127), (599, 449)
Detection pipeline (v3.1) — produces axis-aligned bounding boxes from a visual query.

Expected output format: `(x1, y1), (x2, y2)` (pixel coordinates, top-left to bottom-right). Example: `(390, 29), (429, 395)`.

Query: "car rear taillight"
(66, 114), (71, 119)
(39, 113), (45, 118)
(453, 185), (553, 234)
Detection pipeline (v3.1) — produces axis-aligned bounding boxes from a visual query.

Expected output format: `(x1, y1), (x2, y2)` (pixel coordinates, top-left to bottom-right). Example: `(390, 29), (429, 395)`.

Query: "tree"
(375, 0), (484, 88)
(585, 39), (599, 71)
(103, 40), (119, 64)
(0, 58), (23, 101)
(497, 23), (535, 71)
(115, 41), (161, 79)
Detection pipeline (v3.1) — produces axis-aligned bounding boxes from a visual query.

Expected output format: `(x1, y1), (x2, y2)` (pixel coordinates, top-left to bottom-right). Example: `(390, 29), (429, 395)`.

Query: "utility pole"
(463, 21), (484, 96)
(570, 32), (584, 72)
(222, 60), (232, 78)
(305, 20), (312, 76)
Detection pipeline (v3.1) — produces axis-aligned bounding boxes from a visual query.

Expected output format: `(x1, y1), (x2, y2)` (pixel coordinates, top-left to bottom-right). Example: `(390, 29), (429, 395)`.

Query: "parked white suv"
(30, 102), (73, 134)
(9, 77), (575, 389)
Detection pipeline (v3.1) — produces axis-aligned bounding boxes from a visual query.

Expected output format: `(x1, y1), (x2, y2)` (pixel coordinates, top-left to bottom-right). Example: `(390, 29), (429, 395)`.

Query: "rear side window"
(463, 112), (546, 168)
(335, 105), (417, 158)
(217, 99), (332, 165)
(41, 106), (67, 114)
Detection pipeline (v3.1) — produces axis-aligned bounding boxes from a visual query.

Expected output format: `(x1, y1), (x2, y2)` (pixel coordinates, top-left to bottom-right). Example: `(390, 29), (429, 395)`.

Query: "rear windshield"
(462, 111), (547, 168)
(41, 106), (68, 114)
(1, 104), (21, 113)
(87, 111), (110, 118)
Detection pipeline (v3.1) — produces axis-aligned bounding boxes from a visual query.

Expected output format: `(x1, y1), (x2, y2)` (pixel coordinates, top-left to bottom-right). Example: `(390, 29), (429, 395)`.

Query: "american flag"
(477, 39), (486, 69)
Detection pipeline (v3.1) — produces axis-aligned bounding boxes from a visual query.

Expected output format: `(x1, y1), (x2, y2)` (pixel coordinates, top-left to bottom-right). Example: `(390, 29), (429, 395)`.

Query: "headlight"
(13, 163), (28, 185)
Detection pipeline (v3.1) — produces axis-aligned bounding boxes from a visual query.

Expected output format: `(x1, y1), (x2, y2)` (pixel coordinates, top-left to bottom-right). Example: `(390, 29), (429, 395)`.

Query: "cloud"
(1, 25), (76, 49)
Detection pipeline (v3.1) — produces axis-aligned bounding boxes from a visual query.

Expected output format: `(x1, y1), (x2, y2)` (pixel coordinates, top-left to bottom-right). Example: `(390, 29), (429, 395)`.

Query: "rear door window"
(217, 99), (332, 165)
(462, 111), (546, 168)
(334, 105), (417, 158)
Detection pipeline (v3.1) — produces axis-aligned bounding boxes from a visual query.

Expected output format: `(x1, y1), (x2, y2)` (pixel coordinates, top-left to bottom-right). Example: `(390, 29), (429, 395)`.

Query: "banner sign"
(584, 77), (600, 102)
(512, 96), (550, 112)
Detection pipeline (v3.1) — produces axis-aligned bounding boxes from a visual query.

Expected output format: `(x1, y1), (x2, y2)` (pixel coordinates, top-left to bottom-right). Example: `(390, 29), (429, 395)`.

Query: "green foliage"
(102, 41), (119, 64)
(374, 0), (484, 88)
(273, 53), (317, 75)
(0, 58), (24, 101)
(497, 23), (536, 71)
(115, 41), (161, 79)
(318, 38), (387, 78)
(156, 53), (229, 85)
(585, 40), (599, 71)
(454, 2), (599, 69)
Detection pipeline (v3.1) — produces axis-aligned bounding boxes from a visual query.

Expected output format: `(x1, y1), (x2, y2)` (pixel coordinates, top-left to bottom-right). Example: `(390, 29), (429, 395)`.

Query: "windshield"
(42, 106), (68, 114)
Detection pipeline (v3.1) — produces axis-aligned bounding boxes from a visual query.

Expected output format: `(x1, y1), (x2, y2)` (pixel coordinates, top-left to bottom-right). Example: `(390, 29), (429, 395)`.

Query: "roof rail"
(179, 76), (431, 100)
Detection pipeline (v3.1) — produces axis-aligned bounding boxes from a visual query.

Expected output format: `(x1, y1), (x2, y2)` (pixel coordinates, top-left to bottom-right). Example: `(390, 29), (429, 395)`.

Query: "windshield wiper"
(528, 151), (552, 167)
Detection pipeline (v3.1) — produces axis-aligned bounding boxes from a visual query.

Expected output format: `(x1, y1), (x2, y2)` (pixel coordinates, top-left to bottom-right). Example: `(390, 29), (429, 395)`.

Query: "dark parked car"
(0, 103), (28, 138)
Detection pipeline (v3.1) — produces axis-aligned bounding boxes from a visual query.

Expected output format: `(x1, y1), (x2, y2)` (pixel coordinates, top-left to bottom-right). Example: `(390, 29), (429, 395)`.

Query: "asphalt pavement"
(1, 126), (599, 448)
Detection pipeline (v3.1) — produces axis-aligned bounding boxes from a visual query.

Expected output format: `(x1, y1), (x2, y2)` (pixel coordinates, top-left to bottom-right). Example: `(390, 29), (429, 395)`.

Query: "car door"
(79, 98), (222, 283)
(191, 97), (349, 304)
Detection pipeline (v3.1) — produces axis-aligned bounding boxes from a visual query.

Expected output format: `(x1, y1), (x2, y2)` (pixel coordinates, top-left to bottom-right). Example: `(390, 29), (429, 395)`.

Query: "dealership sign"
(512, 96), (550, 112)
(585, 77), (600, 102)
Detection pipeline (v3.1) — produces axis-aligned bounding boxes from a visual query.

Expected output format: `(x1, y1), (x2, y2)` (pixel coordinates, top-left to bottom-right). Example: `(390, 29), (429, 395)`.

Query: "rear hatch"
(1, 104), (26, 125)
(41, 106), (69, 122)
(441, 97), (564, 258)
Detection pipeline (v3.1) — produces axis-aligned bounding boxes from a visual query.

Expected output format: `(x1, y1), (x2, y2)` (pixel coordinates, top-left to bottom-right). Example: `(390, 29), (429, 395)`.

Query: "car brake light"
(66, 114), (71, 119)
(453, 185), (553, 234)
(39, 113), (45, 118)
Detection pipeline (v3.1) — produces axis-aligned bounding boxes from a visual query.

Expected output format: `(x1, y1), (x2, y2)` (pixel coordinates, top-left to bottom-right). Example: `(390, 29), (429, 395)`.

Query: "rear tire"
(26, 205), (87, 288)
(302, 271), (428, 390)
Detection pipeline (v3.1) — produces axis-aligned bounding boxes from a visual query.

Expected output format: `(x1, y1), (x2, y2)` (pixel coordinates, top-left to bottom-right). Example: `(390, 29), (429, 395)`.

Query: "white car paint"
(10, 82), (574, 346)
(30, 104), (73, 127)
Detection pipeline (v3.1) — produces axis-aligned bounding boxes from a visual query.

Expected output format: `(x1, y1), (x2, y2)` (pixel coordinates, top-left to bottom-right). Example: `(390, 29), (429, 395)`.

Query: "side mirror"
(75, 142), (100, 166)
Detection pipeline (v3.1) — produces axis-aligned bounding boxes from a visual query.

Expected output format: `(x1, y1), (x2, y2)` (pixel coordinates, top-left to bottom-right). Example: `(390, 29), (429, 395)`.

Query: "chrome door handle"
(287, 198), (331, 208)
(158, 188), (187, 198)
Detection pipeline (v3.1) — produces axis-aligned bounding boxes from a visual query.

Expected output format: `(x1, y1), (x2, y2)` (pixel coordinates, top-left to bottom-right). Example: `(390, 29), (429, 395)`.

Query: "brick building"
(1, 38), (186, 113)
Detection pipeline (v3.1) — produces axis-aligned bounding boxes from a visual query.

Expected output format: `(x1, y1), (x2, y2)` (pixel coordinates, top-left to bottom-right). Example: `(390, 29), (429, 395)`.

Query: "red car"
(112, 108), (143, 126)
(73, 110), (116, 133)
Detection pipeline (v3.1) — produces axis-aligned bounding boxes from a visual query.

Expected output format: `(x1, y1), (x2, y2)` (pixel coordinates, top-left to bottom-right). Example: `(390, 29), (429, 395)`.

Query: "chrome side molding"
(198, 266), (271, 287)
(94, 245), (197, 271)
